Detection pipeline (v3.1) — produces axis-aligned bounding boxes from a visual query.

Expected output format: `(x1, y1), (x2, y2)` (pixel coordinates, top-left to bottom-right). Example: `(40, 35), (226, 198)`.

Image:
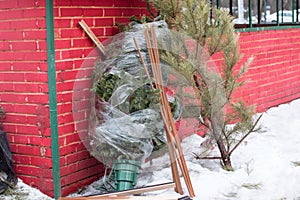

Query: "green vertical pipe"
(249, 0), (252, 28)
(46, 0), (61, 199)
(257, 0), (261, 24)
(217, 0), (220, 8)
(276, 0), (279, 25)
(292, 0), (295, 23)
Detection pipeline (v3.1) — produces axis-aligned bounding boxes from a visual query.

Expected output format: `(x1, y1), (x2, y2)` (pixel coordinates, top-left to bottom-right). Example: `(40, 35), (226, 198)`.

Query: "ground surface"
(1, 98), (300, 199)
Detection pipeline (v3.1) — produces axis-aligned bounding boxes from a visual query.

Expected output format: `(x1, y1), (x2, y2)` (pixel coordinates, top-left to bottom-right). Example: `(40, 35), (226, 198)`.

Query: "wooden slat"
(58, 182), (175, 200)
(143, 26), (195, 198)
(78, 19), (106, 57)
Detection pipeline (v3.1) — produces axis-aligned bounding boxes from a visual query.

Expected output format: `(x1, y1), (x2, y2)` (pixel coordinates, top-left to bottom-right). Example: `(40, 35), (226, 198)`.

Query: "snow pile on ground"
(2, 98), (300, 199)
(0, 179), (51, 200)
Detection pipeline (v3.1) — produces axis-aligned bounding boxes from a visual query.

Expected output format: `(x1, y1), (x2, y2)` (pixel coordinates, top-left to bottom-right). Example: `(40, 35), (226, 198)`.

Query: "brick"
(11, 61), (48, 72)
(58, 123), (75, 135)
(10, 144), (42, 156)
(0, 93), (48, 104)
(82, 8), (103, 17)
(23, 8), (46, 18)
(64, 133), (81, 145)
(58, 69), (79, 81)
(0, 31), (23, 40)
(0, 62), (11, 70)
(36, 40), (47, 51)
(10, 134), (51, 146)
(60, 49), (84, 60)
(104, 27), (115, 36)
(60, 28), (83, 38)
(55, 19), (71, 29)
(57, 113), (73, 124)
(74, 120), (89, 131)
(72, 18), (93, 28)
(61, 175), (100, 197)
(0, 82), (13, 91)
(61, 167), (93, 186)
(0, 10), (22, 20)
(0, 21), (10, 30)
(17, 0), (36, 7)
(9, 19), (38, 30)
(10, 41), (37, 51)
(0, 72), (25, 81)
(31, 156), (53, 168)
(122, 8), (143, 17)
(22, 30), (47, 40)
(64, 151), (90, 165)
(71, 0), (96, 6)
(56, 82), (74, 92)
(89, 27), (104, 36)
(15, 165), (52, 178)
(57, 102), (72, 113)
(12, 83), (40, 93)
(114, 17), (131, 24)
(94, 18), (113, 26)
(25, 72), (48, 82)
(26, 94), (49, 104)
(56, 60), (74, 70)
(0, 0), (18, 9)
(5, 104), (41, 119)
(60, 8), (83, 17)
(59, 142), (83, 156)
(21, 51), (46, 61)
(72, 38), (93, 48)
(12, 154), (31, 165)
(54, 0), (71, 6)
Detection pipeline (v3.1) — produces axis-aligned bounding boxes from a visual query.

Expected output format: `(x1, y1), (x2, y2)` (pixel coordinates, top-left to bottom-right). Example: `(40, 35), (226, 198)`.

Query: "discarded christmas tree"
(144, 0), (261, 171)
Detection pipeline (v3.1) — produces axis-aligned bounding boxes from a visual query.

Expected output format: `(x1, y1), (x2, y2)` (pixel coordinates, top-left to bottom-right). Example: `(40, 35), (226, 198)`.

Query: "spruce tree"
(144, 0), (261, 171)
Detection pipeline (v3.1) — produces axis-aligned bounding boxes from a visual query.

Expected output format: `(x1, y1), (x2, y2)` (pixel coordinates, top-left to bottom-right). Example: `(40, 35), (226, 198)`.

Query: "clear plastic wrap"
(72, 20), (226, 168)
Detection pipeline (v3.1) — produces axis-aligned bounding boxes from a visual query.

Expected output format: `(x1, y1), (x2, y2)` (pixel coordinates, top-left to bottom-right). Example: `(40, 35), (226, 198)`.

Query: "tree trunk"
(210, 116), (234, 171)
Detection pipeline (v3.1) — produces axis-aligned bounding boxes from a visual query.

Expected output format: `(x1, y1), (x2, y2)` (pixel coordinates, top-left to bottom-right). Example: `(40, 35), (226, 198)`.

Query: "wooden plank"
(58, 182), (175, 200)
(78, 19), (106, 57)
(59, 195), (179, 200)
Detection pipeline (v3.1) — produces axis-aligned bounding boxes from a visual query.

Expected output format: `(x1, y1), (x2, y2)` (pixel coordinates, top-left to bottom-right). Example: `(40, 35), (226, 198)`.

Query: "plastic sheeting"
(73, 20), (226, 168)
(0, 128), (18, 194)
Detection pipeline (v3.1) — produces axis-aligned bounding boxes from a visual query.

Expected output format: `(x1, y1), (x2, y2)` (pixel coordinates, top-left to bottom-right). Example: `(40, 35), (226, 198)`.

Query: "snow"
(3, 98), (300, 199)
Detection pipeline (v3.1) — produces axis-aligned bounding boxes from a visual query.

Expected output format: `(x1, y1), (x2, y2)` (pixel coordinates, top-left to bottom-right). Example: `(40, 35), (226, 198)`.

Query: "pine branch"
(228, 114), (263, 157)
(193, 153), (222, 160)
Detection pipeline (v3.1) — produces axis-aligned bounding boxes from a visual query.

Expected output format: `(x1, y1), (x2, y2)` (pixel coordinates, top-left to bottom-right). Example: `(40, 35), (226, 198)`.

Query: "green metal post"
(276, 0), (279, 25)
(292, 0), (295, 23)
(297, 0), (299, 22)
(258, 0), (261, 24)
(281, 0), (283, 22)
(249, 0), (252, 28)
(46, 0), (61, 199)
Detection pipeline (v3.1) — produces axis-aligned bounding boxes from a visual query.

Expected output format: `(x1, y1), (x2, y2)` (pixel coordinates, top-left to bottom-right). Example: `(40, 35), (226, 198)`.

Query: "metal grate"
(210, 0), (300, 31)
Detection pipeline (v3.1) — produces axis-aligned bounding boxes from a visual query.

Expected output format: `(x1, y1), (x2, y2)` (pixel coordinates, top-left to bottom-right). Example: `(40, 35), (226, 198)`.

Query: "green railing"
(212, 0), (300, 32)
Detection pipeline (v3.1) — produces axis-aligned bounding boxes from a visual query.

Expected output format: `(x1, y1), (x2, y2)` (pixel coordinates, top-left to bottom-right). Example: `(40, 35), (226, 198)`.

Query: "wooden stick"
(79, 20), (106, 57)
(59, 195), (179, 200)
(150, 26), (195, 197)
(133, 37), (152, 82)
(146, 26), (195, 198)
(58, 182), (175, 200)
(144, 28), (183, 195)
(134, 36), (183, 194)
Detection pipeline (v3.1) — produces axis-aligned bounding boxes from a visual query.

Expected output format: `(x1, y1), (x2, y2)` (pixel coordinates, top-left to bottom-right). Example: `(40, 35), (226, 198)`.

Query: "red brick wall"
(53, 0), (149, 197)
(238, 29), (300, 112)
(0, 0), (55, 195)
(0, 0), (300, 198)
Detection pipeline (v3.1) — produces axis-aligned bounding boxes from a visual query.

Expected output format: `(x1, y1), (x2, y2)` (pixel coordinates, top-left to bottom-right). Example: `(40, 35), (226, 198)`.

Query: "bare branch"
(228, 114), (263, 156)
(193, 153), (222, 160)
